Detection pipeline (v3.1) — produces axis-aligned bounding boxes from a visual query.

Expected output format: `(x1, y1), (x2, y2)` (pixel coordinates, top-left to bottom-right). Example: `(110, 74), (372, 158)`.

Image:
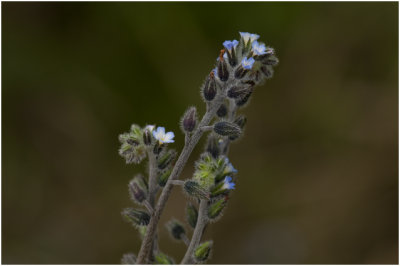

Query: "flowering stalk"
(118, 31), (278, 264)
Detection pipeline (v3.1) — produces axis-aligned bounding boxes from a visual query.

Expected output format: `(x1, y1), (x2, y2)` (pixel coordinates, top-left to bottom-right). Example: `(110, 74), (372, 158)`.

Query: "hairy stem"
(136, 94), (224, 264)
(147, 151), (159, 259)
(180, 199), (208, 264)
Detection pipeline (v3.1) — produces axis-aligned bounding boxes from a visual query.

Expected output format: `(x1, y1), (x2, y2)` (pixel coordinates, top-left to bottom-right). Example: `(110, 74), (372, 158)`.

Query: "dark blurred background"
(2, 2), (398, 264)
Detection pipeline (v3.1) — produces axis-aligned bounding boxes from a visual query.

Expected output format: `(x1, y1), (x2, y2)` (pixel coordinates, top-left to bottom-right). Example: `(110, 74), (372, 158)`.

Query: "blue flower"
(224, 157), (238, 174)
(223, 40), (239, 51)
(241, 57), (255, 70)
(252, 41), (267, 55)
(222, 176), (235, 190)
(239, 32), (260, 44)
(153, 126), (175, 144)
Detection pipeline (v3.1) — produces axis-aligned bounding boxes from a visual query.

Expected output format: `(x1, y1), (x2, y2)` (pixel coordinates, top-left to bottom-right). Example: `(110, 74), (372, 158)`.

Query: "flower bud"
(208, 196), (228, 221)
(234, 115), (247, 129)
(121, 253), (136, 264)
(154, 252), (175, 264)
(158, 149), (176, 169)
(183, 180), (209, 200)
(158, 168), (171, 187)
(143, 129), (152, 145)
(182, 107), (197, 132)
(186, 202), (198, 229)
(166, 219), (186, 240)
(260, 65), (273, 79)
(206, 135), (220, 159)
(122, 208), (150, 227)
(128, 174), (148, 204)
(153, 141), (163, 155)
(234, 66), (249, 79)
(262, 54), (279, 66)
(227, 85), (252, 99)
(193, 241), (213, 263)
(213, 121), (241, 138)
(216, 104), (227, 117)
(202, 72), (217, 101)
(235, 87), (254, 107)
(217, 50), (229, 81)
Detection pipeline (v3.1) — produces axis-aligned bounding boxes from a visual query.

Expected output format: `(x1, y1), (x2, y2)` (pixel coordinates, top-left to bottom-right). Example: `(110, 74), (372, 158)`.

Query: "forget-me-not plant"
(118, 31), (278, 264)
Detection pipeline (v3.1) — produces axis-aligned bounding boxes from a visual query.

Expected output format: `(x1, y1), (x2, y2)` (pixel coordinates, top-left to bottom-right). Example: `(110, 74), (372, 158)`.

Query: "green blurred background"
(2, 2), (398, 264)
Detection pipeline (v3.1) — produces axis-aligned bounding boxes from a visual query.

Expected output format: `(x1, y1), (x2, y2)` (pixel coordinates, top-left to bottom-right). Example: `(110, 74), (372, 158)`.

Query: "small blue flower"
(224, 157), (238, 174)
(153, 126), (175, 144)
(222, 176), (235, 190)
(252, 41), (267, 55)
(223, 40), (239, 51)
(241, 57), (255, 70)
(239, 32), (260, 44)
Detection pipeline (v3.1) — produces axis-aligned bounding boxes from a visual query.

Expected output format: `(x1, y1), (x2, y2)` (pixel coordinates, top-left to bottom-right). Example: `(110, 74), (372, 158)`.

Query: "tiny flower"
(241, 57), (255, 70)
(252, 41), (267, 55)
(224, 158), (238, 174)
(222, 40), (239, 51)
(153, 127), (175, 144)
(222, 176), (235, 190)
(239, 32), (260, 43)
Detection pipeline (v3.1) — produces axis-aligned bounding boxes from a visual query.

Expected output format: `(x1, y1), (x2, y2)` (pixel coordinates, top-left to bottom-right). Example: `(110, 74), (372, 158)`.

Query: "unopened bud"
(153, 141), (163, 155)
(128, 174), (148, 204)
(213, 121), (241, 138)
(158, 168), (171, 187)
(208, 196), (228, 221)
(202, 72), (217, 101)
(121, 253), (136, 264)
(216, 104), (227, 117)
(206, 135), (220, 159)
(166, 219), (186, 240)
(217, 58), (229, 82)
(227, 85), (252, 99)
(234, 115), (247, 129)
(262, 54), (279, 66)
(235, 87), (254, 107)
(122, 208), (150, 227)
(193, 241), (213, 263)
(260, 65), (273, 79)
(234, 66), (249, 79)
(186, 202), (198, 229)
(182, 107), (197, 132)
(143, 130), (152, 145)
(154, 252), (175, 264)
(158, 149), (176, 169)
(183, 180), (209, 200)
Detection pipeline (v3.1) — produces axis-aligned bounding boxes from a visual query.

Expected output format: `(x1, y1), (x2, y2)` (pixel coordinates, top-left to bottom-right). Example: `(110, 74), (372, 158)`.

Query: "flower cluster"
(119, 31), (278, 264)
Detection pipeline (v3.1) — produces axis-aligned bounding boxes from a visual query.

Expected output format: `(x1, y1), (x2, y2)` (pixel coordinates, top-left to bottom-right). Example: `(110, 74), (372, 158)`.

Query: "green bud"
(154, 252), (175, 264)
(122, 208), (150, 227)
(217, 57), (229, 81)
(235, 87), (253, 107)
(158, 168), (171, 187)
(128, 174), (148, 204)
(208, 196), (228, 221)
(183, 180), (209, 200)
(186, 202), (198, 229)
(158, 149), (177, 169)
(121, 253), (136, 264)
(166, 219), (186, 240)
(153, 141), (163, 155)
(138, 226), (147, 240)
(193, 241), (213, 263)
(214, 121), (241, 138)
